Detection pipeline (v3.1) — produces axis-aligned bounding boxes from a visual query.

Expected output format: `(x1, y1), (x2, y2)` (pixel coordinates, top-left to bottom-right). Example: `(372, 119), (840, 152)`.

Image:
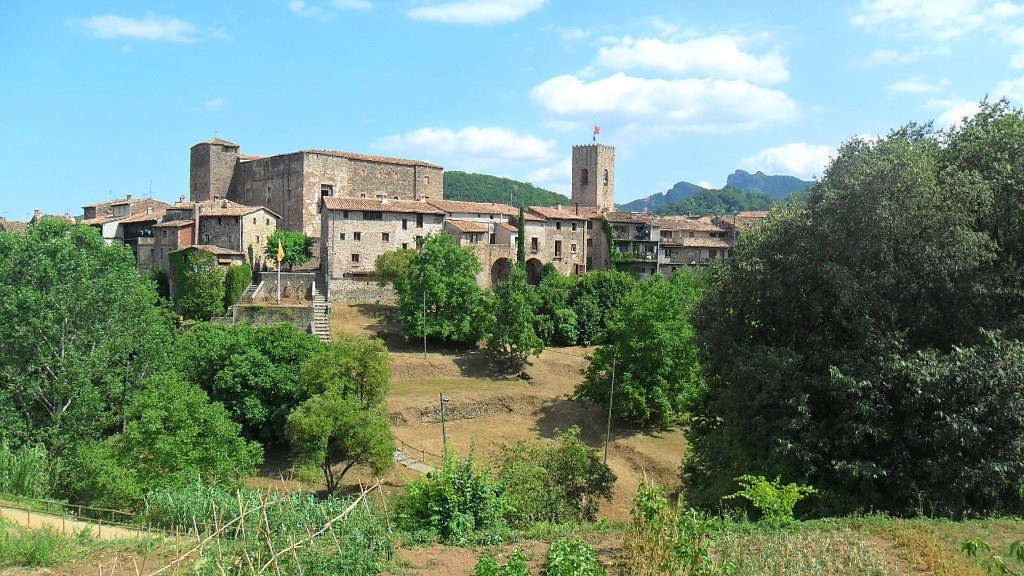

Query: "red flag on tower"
(593, 124), (600, 142)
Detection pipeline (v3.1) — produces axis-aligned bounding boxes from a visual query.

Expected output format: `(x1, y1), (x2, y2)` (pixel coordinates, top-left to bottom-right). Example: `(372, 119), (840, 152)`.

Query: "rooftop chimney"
(178, 195), (186, 204)
(147, 205), (154, 214)
(126, 194), (132, 201)
(574, 202), (579, 215)
(556, 204), (562, 211)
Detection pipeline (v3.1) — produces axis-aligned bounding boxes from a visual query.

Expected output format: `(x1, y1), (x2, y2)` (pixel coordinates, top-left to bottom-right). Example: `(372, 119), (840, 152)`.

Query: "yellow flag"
(276, 240), (285, 262)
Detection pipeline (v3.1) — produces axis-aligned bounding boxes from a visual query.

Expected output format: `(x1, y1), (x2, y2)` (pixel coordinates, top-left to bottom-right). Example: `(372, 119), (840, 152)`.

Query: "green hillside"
(443, 171), (570, 206)
(655, 187), (777, 216)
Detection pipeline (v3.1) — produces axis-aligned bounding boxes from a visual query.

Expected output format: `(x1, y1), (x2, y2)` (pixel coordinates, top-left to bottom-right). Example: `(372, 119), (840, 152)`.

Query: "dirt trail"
(0, 505), (154, 540)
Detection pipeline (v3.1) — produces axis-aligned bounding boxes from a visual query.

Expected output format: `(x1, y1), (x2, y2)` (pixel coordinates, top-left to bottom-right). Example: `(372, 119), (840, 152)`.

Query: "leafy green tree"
(223, 262), (253, 308)
(496, 427), (615, 526)
(0, 217), (174, 464)
(444, 171), (569, 206)
(177, 323), (323, 447)
(264, 230), (314, 270)
(397, 232), (491, 344)
(578, 272), (704, 428)
(177, 249), (226, 320)
(68, 374), (263, 510)
(486, 267), (544, 366)
(656, 187), (776, 216)
(685, 119), (1024, 516)
(533, 267), (577, 345)
(374, 248), (414, 289)
(569, 270), (637, 345)
(286, 336), (394, 494)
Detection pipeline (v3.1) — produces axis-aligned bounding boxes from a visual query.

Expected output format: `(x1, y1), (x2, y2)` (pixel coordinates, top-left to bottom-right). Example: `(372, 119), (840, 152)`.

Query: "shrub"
(546, 538), (606, 576)
(722, 475), (816, 526)
(0, 522), (78, 568)
(496, 427), (615, 527)
(475, 550), (532, 576)
(223, 262), (253, 308)
(397, 451), (505, 544)
(0, 443), (50, 498)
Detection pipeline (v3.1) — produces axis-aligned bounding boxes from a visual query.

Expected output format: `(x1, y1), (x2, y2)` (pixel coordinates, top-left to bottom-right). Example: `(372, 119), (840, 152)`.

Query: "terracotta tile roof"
(528, 205), (587, 221)
(120, 208), (167, 223)
(662, 237), (734, 249)
(495, 222), (518, 233)
(81, 215), (124, 226)
(0, 219), (29, 234)
(197, 137), (239, 147)
(194, 199), (281, 219)
(656, 215), (723, 233)
(153, 220), (194, 228)
(322, 197), (444, 214)
(178, 244), (244, 256)
(445, 219), (489, 233)
(736, 210), (770, 219)
(427, 198), (517, 216)
(604, 211), (655, 224)
(287, 150), (442, 169)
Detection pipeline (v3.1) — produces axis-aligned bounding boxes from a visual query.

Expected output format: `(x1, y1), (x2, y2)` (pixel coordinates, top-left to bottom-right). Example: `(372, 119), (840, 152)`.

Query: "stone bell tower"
(571, 143), (615, 210)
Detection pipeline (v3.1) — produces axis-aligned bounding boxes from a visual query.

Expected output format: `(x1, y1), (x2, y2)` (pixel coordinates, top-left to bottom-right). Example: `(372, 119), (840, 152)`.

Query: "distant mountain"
(444, 171), (570, 207)
(655, 188), (775, 216)
(617, 180), (708, 213)
(725, 170), (813, 199)
(617, 170), (813, 212)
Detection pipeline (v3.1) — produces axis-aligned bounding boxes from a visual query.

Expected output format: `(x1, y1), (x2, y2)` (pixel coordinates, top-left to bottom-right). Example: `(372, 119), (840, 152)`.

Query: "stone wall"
(327, 277), (397, 304)
(571, 144), (615, 210)
(321, 208), (443, 282)
(232, 303), (314, 329)
(190, 142), (239, 202)
(230, 153), (307, 235)
(240, 209), (278, 268)
(254, 271), (317, 301)
(198, 215), (242, 250)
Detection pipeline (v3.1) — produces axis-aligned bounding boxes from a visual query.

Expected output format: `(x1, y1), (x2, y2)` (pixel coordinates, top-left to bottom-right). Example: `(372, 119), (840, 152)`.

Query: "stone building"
(0, 217), (29, 235)
(572, 144), (615, 210)
(189, 138), (444, 238)
(320, 196), (445, 300)
(525, 205), (588, 281)
(80, 196), (170, 271)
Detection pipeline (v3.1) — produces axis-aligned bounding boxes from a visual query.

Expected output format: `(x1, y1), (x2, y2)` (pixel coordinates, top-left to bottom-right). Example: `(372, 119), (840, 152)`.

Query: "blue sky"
(2, 0), (1023, 220)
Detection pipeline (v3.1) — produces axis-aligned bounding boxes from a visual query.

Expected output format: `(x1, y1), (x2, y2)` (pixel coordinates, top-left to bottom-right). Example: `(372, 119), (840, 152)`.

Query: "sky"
(2, 0), (1024, 220)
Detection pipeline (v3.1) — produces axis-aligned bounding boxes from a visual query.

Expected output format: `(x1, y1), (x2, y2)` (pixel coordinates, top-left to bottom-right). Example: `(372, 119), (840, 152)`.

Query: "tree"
(577, 272), (704, 428)
(177, 323), (323, 447)
(684, 119), (1024, 516)
(396, 232), (491, 344)
(264, 230), (314, 270)
(569, 270), (637, 345)
(486, 267), (544, 366)
(374, 248), (414, 289)
(286, 336), (394, 494)
(67, 374), (263, 510)
(223, 262), (253, 308)
(176, 248), (226, 320)
(0, 217), (174, 464)
(533, 267), (577, 345)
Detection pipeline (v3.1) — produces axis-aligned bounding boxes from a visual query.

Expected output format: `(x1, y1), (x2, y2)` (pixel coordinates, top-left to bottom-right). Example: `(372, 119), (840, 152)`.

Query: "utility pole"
(439, 393), (449, 464)
(604, 354), (616, 465)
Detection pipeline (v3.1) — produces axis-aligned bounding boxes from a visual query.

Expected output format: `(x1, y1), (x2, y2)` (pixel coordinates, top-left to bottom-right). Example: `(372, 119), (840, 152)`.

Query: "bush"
(546, 538), (606, 576)
(0, 522), (80, 568)
(397, 451), (505, 544)
(475, 549), (532, 576)
(496, 427), (615, 527)
(0, 443), (50, 498)
(223, 263), (252, 308)
(722, 475), (816, 526)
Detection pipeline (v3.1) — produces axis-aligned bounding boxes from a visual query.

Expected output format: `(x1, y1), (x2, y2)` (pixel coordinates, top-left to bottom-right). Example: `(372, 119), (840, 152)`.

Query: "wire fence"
(395, 438), (444, 465)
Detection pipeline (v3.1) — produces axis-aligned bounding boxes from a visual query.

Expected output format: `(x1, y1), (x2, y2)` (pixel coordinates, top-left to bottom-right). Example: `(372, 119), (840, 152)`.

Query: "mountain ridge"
(618, 169), (813, 213)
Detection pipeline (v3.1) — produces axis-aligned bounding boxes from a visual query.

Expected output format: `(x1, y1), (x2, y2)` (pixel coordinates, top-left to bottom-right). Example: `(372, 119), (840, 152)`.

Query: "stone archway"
(491, 257), (512, 286)
(526, 258), (544, 285)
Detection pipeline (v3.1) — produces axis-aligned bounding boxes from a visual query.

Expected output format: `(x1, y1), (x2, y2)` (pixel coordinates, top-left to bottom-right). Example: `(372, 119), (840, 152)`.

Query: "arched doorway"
(526, 258), (544, 285)
(491, 257), (512, 286)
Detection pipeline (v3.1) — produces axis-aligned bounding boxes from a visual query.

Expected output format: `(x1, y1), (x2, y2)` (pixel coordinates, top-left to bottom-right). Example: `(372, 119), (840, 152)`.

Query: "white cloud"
(375, 126), (556, 164)
(887, 77), (949, 93)
(596, 35), (789, 84)
(528, 156), (572, 194)
(994, 75), (1024, 100)
(289, 1), (328, 19)
(290, 0), (370, 20)
(740, 143), (832, 179)
(407, 0), (546, 25)
(530, 72), (798, 133)
(204, 98), (226, 111)
(76, 14), (200, 43)
(855, 46), (951, 66)
(545, 25), (588, 41)
(333, 0), (372, 8)
(926, 97), (981, 127)
(698, 180), (713, 189)
(849, 0), (1020, 41)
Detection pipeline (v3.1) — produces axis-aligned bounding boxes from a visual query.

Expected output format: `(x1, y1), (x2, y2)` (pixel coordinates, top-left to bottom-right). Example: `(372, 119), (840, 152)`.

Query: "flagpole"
(277, 257), (281, 304)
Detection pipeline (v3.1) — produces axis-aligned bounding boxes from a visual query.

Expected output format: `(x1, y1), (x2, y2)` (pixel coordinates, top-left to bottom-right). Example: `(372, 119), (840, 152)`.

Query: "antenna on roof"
(149, 180), (153, 198)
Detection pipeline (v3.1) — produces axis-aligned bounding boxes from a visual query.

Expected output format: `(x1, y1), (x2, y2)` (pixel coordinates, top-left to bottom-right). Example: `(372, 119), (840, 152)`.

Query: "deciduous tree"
(486, 266), (543, 367)
(264, 230), (314, 270)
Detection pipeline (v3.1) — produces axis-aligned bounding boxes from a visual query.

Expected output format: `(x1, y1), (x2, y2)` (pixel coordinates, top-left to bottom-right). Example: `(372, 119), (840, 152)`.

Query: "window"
(353, 231), (362, 241)
(252, 217), (256, 224)
(352, 254), (360, 263)
(490, 233), (496, 244)
(423, 175), (430, 185)
(360, 193), (366, 198)
(572, 222), (577, 231)
(571, 244), (577, 253)
(340, 232), (346, 240)
(217, 217), (222, 225)
(603, 169), (609, 184)
(556, 221), (562, 230)
(581, 168), (589, 185)
(554, 240), (562, 258)
(161, 230), (167, 239)
(343, 210), (349, 218)
(587, 238), (593, 248)
(203, 233), (210, 243)
(402, 218), (408, 230)
(256, 236), (260, 244)
(266, 187), (271, 202)
(531, 237), (538, 252)
(416, 214), (423, 228)
(364, 211), (383, 221)
(266, 218), (270, 225)
(382, 232), (390, 242)
(321, 184), (333, 197)
(402, 243), (408, 250)
(587, 221), (593, 230)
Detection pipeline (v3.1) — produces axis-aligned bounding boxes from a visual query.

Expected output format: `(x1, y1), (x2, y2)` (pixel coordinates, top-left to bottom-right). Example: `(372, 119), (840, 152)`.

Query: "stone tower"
(190, 138), (240, 202)
(571, 144), (615, 209)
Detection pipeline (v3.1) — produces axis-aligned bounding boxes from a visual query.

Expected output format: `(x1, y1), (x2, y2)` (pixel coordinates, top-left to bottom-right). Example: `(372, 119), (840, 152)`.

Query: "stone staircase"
(311, 284), (330, 342)
(237, 282), (259, 304)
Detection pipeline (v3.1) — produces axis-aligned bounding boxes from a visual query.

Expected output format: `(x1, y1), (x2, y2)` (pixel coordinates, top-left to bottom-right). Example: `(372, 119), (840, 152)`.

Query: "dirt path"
(0, 505), (154, 541)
